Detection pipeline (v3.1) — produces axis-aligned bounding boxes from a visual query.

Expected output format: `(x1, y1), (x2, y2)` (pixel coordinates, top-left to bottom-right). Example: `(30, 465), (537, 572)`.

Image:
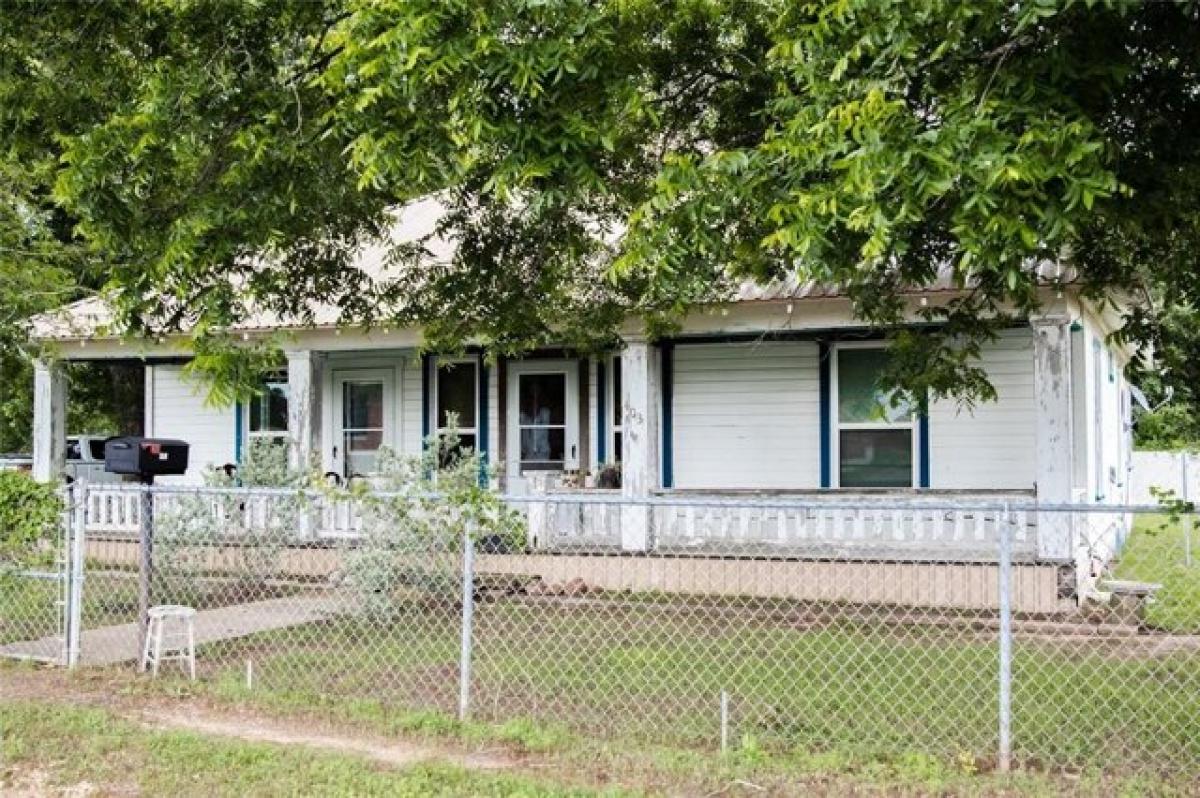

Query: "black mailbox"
(104, 437), (190, 480)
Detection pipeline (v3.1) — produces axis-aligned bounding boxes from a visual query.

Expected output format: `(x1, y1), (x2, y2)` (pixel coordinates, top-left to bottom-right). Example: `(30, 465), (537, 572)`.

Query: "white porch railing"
(653, 501), (1034, 555)
(84, 488), (365, 541)
(82, 485), (1106, 563)
(85, 489), (140, 536)
(524, 488), (1039, 557)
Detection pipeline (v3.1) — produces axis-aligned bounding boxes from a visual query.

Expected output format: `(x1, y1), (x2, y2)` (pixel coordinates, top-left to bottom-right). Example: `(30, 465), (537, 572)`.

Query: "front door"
(332, 369), (394, 480)
(506, 361), (580, 494)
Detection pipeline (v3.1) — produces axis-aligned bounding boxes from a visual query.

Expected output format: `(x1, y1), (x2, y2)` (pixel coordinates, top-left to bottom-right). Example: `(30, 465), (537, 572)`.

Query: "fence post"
(1182, 452), (1193, 568)
(997, 503), (1014, 773)
(137, 484), (154, 666)
(458, 523), (475, 721)
(65, 480), (87, 668)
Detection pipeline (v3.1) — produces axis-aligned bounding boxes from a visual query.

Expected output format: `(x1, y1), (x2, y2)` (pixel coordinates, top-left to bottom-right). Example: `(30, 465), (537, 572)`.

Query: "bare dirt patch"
(0, 665), (518, 775)
(138, 707), (512, 771)
(2, 767), (102, 798)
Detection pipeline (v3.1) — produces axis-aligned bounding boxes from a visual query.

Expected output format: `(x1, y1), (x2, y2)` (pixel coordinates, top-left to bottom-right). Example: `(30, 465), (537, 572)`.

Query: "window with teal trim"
(436, 360), (479, 457)
(834, 347), (915, 488)
(248, 375), (289, 446)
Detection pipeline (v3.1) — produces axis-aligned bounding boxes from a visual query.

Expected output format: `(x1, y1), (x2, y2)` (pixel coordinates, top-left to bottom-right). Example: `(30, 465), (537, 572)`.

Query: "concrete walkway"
(0, 595), (339, 667)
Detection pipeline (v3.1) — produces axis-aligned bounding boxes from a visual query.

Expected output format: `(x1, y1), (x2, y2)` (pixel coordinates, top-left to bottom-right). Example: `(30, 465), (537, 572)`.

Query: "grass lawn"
(128, 595), (1200, 783)
(1114, 514), (1200, 632)
(0, 699), (609, 797)
(5, 667), (1184, 797)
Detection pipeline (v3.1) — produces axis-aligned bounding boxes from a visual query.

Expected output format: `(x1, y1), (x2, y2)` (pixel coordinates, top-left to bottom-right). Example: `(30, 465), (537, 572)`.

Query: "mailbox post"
(103, 437), (190, 663)
(137, 485), (153, 660)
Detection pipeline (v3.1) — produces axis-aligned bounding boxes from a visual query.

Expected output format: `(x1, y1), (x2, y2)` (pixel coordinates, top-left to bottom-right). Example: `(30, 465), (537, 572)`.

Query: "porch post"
(32, 359), (67, 483)
(285, 349), (323, 473)
(620, 338), (661, 551)
(1032, 317), (1074, 561)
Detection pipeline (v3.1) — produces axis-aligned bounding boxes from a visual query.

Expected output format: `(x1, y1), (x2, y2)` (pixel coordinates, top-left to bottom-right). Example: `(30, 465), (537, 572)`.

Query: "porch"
(32, 304), (1092, 565)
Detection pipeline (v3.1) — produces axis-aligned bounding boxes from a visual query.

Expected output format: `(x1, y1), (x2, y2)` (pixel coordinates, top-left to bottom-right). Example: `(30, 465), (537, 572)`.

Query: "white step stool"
(140, 605), (197, 680)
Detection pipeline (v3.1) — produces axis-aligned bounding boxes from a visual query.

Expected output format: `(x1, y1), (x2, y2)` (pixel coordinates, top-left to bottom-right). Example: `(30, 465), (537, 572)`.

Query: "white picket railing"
(85, 489), (140, 536)
(83, 485), (1053, 560)
(523, 489), (1038, 556)
(83, 489), (365, 541)
(652, 502), (1033, 553)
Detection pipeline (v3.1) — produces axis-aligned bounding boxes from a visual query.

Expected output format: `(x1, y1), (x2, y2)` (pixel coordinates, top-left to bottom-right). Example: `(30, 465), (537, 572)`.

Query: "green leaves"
(0, 471), (61, 567)
(5, 0), (1200, 408)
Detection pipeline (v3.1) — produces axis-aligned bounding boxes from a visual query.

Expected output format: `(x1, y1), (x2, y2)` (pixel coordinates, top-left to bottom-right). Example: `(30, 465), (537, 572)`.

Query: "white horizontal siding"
(673, 341), (821, 489)
(400, 356), (424, 456)
(147, 365), (236, 485)
(928, 330), (1036, 490)
(488, 360), (500, 462)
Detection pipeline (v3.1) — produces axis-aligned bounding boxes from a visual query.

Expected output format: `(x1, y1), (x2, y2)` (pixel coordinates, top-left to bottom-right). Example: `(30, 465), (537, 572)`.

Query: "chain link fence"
(0, 485), (73, 663)
(3, 483), (1198, 780)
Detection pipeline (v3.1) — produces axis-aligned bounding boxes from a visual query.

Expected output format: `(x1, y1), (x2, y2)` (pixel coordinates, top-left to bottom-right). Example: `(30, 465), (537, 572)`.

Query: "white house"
(28, 200), (1136, 601)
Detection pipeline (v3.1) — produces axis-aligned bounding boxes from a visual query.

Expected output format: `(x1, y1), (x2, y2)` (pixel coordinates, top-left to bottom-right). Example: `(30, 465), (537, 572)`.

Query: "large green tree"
(4, 0), (1200, 411)
(0, 2), (153, 448)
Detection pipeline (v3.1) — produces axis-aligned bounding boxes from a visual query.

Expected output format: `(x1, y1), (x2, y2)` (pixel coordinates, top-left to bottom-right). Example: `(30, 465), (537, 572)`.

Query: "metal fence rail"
(3, 483), (1198, 780)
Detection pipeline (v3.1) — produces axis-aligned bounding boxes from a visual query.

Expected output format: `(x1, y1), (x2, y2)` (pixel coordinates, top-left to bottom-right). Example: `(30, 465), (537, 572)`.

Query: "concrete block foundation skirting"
(86, 539), (1070, 615)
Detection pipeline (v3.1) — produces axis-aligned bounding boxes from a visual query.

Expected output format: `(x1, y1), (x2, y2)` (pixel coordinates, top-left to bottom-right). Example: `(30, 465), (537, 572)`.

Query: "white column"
(32, 359), (67, 483)
(286, 350), (323, 473)
(1032, 317), (1074, 561)
(621, 339), (661, 551)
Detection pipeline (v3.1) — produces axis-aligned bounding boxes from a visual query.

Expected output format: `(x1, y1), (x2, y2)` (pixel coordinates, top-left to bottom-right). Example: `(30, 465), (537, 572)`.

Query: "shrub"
(0, 470), (61, 568)
(341, 426), (526, 619)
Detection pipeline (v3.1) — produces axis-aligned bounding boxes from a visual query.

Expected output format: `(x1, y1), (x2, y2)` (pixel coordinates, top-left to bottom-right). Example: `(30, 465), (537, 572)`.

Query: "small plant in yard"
(340, 423), (526, 618)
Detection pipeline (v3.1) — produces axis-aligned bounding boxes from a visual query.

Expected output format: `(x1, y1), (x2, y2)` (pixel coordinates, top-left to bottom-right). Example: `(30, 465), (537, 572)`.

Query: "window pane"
(438, 433), (477, 468)
(838, 349), (909, 423)
(267, 384), (289, 432)
(345, 452), (377, 478)
(251, 379), (289, 433)
(438, 363), (477, 429)
(612, 357), (622, 426)
(344, 430), (384, 477)
(346, 429), (383, 452)
(250, 394), (264, 432)
(519, 373), (566, 425)
(613, 431), (622, 463)
(343, 382), (383, 429)
(88, 440), (107, 460)
(520, 428), (565, 466)
(839, 429), (913, 488)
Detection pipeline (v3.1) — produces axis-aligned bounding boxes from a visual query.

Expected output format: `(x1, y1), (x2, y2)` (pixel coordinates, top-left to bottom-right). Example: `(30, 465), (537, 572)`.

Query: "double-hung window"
(834, 347), (915, 488)
(248, 375), (289, 446)
(436, 360), (479, 453)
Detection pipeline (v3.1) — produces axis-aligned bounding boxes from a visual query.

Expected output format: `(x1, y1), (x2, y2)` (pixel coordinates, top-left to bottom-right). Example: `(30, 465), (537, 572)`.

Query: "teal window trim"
(234, 402), (244, 463)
